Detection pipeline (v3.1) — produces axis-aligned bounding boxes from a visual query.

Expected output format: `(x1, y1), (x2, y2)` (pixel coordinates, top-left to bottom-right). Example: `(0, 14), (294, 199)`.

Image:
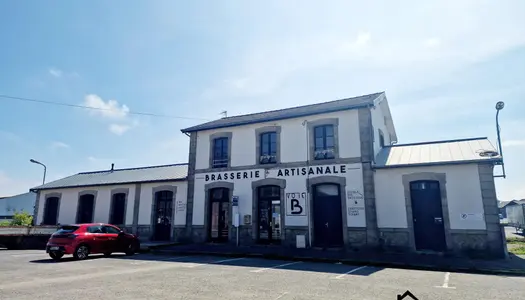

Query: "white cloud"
(109, 124), (131, 135)
(50, 141), (70, 150)
(424, 38), (441, 48)
(48, 67), (63, 78)
(502, 140), (525, 147)
(83, 94), (130, 119)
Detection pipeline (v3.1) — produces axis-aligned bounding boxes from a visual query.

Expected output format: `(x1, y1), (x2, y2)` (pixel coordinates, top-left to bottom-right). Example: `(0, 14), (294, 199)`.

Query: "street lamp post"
(30, 159), (46, 185)
(495, 101), (506, 179)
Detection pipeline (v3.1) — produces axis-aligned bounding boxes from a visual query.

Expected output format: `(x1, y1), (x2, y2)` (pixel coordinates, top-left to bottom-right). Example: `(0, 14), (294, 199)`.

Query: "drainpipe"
(302, 120), (312, 248)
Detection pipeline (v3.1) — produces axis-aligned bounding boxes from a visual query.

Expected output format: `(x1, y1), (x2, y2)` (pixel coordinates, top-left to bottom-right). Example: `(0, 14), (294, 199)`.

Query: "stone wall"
(284, 227), (309, 248)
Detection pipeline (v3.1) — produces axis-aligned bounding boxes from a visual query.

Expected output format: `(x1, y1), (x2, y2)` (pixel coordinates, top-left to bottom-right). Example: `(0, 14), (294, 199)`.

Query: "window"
(87, 225), (103, 233)
(43, 197), (59, 225)
(212, 137), (229, 168)
(109, 193), (126, 225)
(313, 124), (335, 160)
(259, 132), (277, 164)
(76, 194), (95, 223)
(103, 225), (121, 234)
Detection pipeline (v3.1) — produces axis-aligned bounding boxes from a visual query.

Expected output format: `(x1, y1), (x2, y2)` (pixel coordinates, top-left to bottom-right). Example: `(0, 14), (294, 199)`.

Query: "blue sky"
(0, 1), (524, 200)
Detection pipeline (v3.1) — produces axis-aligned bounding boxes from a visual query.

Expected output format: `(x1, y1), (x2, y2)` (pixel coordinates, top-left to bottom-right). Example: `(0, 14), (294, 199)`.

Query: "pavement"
(0, 249), (524, 300)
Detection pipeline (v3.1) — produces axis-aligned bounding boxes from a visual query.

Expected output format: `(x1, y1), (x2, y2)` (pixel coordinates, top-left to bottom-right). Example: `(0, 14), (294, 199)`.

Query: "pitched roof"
(181, 92), (384, 133)
(374, 137), (502, 169)
(30, 163), (188, 191)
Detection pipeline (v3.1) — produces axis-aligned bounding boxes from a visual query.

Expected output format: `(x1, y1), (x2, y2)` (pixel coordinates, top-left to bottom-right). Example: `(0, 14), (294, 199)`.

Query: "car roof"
(61, 223), (111, 227)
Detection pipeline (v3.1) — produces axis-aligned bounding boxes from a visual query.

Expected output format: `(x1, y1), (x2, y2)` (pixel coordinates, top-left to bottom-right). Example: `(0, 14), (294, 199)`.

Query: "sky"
(0, 1), (524, 200)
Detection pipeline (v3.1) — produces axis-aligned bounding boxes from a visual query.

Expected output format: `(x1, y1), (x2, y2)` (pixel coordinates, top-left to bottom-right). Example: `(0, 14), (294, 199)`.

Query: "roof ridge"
(387, 137), (488, 148)
(77, 162), (188, 175)
(219, 91), (384, 120)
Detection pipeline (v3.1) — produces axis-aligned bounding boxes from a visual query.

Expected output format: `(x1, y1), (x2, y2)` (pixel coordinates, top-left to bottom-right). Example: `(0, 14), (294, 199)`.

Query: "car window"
(103, 225), (121, 234)
(55, 225), (79, 234)
(87, 225), (103, 233)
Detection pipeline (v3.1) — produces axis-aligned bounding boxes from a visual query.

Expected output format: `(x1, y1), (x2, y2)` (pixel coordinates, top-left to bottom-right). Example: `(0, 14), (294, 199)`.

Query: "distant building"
(0, 192), (37, 221)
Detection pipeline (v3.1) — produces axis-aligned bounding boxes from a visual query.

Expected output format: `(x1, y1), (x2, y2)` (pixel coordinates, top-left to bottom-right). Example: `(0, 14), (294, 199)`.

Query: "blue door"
(313, 184), (344, 248)
(410, 180), (446, 252)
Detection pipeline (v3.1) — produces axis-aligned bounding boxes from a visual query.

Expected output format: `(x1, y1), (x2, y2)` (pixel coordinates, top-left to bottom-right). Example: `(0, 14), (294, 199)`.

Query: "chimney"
(111, 163), (114, 171)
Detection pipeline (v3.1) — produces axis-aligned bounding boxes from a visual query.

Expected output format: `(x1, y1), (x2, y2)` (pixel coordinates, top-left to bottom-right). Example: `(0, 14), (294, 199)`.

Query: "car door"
(102, 225), (122, 253)
(86, 225), (107, 253)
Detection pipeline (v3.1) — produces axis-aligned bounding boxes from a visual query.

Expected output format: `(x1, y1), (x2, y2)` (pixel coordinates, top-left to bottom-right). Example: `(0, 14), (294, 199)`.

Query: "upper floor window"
(212, 137), (229, 168)
(314, 124), (335, 160)
(259, 132), (277, 164)
(378, 129), (385, 148)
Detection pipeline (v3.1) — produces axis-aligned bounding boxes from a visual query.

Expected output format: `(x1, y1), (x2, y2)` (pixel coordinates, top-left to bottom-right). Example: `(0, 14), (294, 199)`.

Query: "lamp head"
(496, 101), (505, 111)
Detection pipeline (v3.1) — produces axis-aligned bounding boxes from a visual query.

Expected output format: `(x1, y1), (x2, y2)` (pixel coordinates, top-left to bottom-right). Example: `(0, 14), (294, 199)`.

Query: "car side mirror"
(118, 231), (124, 236)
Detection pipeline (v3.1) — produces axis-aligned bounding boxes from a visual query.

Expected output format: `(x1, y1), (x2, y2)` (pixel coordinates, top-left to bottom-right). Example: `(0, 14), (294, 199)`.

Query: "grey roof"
(374, 137), (502, 169)
(31, 163), (188, 191)
(181, 92), (384, 133)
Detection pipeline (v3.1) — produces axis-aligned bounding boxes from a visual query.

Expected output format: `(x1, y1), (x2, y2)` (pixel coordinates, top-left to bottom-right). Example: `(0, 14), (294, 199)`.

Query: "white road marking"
(275, 292), (289, 299)
(250, 261), (302, 273)
(10, 253), (46, 258)
(129, 256), (188, 265)
(186, 257), (246, 268)
(334, 265), (368, 279)
(434, 272), (456, 289)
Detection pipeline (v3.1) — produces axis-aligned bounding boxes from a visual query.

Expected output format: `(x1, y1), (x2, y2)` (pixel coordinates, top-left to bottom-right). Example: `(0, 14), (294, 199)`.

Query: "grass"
(507, 237), (525, 255)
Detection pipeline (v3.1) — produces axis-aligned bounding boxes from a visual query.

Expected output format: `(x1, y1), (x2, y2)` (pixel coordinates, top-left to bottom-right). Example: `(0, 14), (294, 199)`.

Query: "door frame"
(255, 185), (282, 244)
(153, 190), (174, 241)
(76, 190), (98, 224)
(251, 179), (286, 244)
(312, 183), (345, 248)
(207, 187), (230, 242)
(204, 182), (234, 243)
(149, 185), (178, 242)
(307, 176), (349, 248)
(402, 172), (452, 253)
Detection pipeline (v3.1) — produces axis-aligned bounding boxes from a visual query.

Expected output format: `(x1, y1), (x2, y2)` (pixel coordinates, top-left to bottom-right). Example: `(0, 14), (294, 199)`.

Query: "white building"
(0, 192), (36, 221)
(31, 164), (188, 242)
(180, 92), (506, 258)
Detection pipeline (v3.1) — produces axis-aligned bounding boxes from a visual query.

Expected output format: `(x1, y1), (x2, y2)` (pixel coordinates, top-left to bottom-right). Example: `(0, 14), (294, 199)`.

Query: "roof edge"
(386, 137), (488, 148)
(77, 162), (188, 175)
(373, 158), (502, 170)
(181, 102), (374, 133)
(30, 177), (188, 192)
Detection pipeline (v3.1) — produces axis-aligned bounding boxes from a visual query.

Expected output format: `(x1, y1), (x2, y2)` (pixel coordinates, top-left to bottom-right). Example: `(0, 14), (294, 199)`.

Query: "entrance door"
(154, 191), (173, 241)
(257, 186), (281, 244)
(76, 194), (95, 223)
(313, 184), (344, 248)
(410, 180), (447, 252)
(209, 188), (229, 242)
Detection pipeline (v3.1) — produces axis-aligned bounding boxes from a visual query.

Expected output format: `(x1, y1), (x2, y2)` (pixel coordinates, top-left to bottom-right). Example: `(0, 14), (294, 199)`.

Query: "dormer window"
(314, 124), (335, 160)
(259, 132), (277, 164)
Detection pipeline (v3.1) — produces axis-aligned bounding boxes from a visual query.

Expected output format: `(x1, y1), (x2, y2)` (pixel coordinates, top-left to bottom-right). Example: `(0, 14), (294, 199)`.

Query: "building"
(30, 164), (188, 242)
(180, 91), (506, 258)
(0, 192), (36, 221)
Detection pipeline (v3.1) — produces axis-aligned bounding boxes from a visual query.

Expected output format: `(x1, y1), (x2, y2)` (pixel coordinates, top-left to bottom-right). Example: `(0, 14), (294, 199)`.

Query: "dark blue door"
(410, 180), (446, 252)
(154, 191), (173, 241)
(313, 184), (344, 248)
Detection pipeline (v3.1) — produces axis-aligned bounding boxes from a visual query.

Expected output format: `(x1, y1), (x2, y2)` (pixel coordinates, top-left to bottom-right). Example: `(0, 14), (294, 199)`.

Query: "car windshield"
(54, 225), (79, 234)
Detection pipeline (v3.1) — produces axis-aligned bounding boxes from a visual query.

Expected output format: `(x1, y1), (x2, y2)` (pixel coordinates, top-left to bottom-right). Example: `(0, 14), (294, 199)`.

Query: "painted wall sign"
(175, 200), (186, 213)
(347, 190), (364, 205)
(348, 207), (365, 216)
(277, 165), (347, 177)
(286, 192), (307, 216)
(205, 170), (261, 182)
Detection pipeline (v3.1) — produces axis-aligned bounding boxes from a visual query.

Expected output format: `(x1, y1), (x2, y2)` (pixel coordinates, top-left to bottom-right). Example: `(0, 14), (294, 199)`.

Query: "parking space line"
(334, 265), (368, 279)
(434, 272), (456, 289)
(185, 257), (246, 268)
(250, 261), (302, 273)
(274, 292), (289, 299)
(129, 256), (189, 265)
(10, 253), (46, 258)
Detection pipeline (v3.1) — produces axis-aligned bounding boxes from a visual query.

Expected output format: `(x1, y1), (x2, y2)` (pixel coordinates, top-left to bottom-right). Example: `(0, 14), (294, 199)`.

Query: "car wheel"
(73, 244), (90, 260)
(125, 242), (137, 256)
(103, 252), (112, 257)
(49, 251), (64, 261)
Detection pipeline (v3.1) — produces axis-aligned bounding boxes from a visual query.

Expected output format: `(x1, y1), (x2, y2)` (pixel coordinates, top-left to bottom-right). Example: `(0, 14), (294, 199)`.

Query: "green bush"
(9, 211), (33, 226)
(0, 220), (10, 226)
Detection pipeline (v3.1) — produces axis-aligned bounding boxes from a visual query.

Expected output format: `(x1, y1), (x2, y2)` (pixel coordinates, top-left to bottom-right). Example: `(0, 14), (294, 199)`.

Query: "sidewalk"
(150, 243), (525, 276)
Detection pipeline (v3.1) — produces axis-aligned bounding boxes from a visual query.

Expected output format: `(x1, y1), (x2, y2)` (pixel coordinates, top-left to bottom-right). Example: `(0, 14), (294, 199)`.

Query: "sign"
(232, 196), (239, 207)
(348, 207), (365, 216)
(460, 213), (484, 221)
(176, 200), (186, 213)
(286, 192), (306, 216)
(347, 190), (364, 205)
(203, 164), (351, 182)
(243, 214), (251, 225)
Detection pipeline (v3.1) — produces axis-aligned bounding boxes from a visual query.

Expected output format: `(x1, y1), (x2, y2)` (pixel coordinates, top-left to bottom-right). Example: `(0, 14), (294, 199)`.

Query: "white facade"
(375, 164), (486, 230)
(35, 181), (187, 228)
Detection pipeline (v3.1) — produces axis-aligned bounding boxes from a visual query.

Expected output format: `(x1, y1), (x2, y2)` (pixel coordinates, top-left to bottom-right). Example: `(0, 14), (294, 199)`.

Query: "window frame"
(42, 194), (61, 225)
(255, 126), (281, 166)
(76, 191), (97, 224)
(208, 132), (232, 169)
(307, 118), (339, 162)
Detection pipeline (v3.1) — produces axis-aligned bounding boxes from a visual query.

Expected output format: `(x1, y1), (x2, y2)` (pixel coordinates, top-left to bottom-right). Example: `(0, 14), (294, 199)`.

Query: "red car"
(46, 223), (140, 260)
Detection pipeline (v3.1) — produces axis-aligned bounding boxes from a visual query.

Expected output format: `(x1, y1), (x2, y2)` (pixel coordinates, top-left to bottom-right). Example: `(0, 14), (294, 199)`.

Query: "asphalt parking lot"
(0, 250), (523, 300)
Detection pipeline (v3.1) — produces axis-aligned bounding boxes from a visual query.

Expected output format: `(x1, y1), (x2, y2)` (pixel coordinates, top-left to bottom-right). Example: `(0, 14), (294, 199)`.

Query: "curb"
(150, 249), (525, 277)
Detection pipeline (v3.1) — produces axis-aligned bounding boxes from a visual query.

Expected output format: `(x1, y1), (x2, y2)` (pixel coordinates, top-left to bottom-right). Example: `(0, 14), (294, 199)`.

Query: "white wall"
(36, 185), (136, 225)
(192, 163), (365, 228)
(371, 101), (390, 158)
(194, 110), (362, 170)
(374, 164), (486, 230)
(138, 181), (188, 226)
